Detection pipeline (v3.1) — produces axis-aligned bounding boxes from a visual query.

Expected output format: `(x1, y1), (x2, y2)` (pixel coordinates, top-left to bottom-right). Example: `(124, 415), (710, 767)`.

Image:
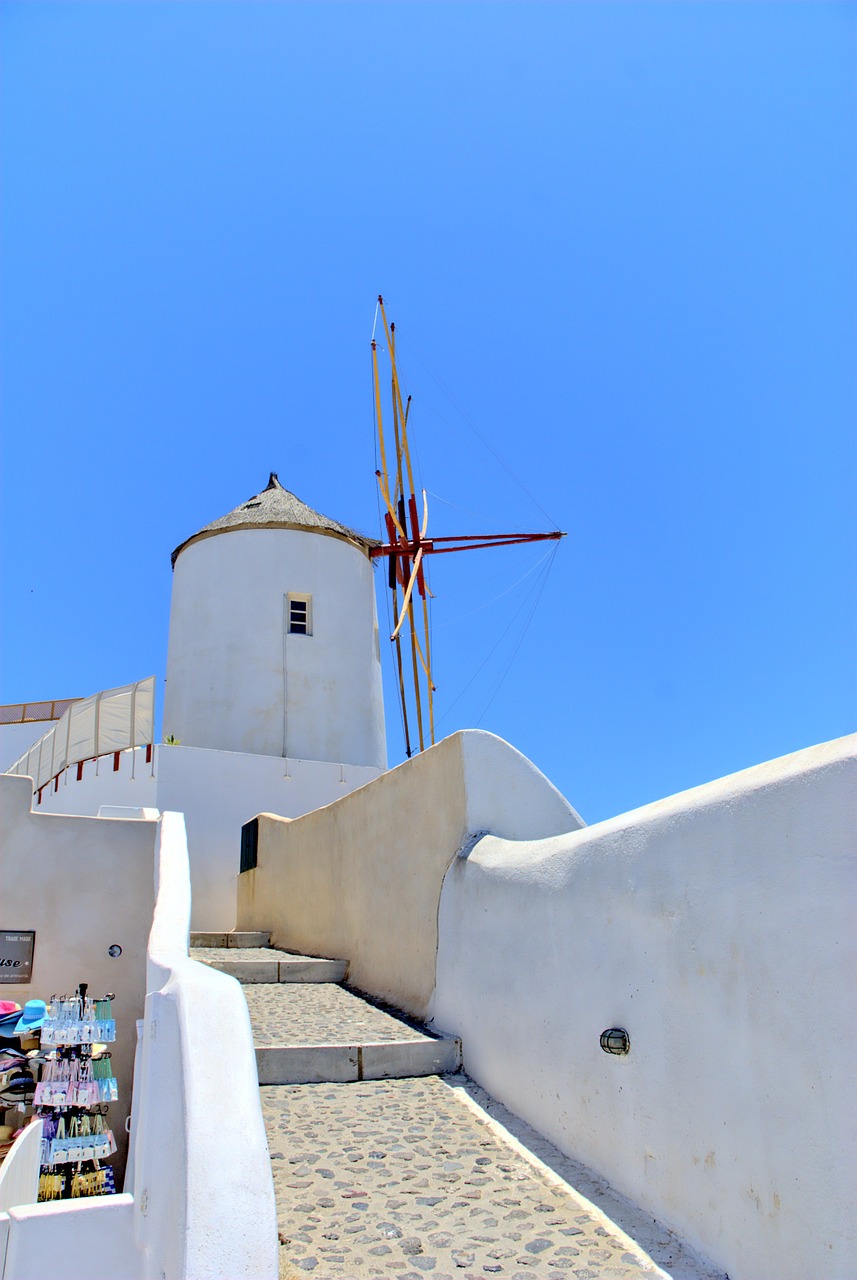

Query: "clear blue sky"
(1, 2), (854, 823)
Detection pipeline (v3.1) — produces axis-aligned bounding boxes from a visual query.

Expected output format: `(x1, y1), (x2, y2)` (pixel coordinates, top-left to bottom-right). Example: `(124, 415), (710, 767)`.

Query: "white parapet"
(131, 811), (279, 1280)
(0, 789), (278, 1279)
(2, 1196), (142, 1280)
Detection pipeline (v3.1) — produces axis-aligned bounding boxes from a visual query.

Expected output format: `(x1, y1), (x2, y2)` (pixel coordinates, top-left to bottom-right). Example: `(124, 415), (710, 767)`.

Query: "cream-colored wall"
(239, 735), (465, 1016)
(237, 730), (583, 1018)
(155, 746), (380, 930)
(0, 774), (156, 1177)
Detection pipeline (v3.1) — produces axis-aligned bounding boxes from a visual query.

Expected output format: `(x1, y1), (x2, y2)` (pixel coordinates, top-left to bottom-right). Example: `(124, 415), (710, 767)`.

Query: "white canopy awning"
(5, 676), (156, 792)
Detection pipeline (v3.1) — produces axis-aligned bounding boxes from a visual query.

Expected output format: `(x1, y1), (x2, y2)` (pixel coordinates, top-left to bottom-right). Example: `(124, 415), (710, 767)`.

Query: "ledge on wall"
(97, 806), (160, 820)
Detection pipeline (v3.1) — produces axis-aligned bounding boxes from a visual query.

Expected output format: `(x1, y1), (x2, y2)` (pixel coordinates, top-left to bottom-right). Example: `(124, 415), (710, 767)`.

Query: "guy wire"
(400, 331), (560, 530)
(474, 543), (559, 729)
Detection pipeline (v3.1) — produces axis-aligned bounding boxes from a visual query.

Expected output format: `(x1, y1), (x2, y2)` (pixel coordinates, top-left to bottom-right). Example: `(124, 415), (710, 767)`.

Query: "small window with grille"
(287, 594), (312, 635)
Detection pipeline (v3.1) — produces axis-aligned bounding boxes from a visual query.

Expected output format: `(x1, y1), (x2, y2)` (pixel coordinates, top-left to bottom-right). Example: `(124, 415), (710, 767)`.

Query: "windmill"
(370, 296), (566, 757)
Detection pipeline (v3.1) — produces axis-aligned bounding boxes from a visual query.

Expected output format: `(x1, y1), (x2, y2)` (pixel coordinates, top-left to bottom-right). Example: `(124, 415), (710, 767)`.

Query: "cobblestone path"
(246, 983), (440, 1047)
(261, 1074), (667, 1280)
(191, 945), (312, 964)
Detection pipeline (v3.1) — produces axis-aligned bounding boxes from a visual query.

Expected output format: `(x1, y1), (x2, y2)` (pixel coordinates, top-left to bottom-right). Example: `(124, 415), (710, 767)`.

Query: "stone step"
(190, 930), (271, 948)
(256, 1038), (461, 1085)
(191, 945), (347, 984)
(244, 983), (461, 1085)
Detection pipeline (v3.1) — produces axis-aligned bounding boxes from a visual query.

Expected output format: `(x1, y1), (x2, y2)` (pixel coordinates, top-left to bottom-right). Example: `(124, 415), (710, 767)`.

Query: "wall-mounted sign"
(0, 931), (35, 984)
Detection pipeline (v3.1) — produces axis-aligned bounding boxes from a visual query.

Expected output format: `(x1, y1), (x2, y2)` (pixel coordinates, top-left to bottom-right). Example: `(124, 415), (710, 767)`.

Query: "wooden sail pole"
(372, 295), (564, 756)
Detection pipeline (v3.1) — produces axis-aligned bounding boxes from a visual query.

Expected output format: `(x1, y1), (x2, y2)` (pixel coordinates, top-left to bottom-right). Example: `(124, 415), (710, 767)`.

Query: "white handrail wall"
(0, 1122), (43, 1215)
(131, 811), (278, 1280)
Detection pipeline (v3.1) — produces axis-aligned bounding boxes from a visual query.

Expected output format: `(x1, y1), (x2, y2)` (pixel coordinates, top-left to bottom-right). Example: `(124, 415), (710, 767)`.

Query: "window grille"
(288, 595), (312, 635)
(240, 818), (259, 873)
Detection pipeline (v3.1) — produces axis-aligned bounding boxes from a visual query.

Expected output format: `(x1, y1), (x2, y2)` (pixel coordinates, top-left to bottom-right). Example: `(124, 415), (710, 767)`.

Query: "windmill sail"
(371, 296), (564, 756)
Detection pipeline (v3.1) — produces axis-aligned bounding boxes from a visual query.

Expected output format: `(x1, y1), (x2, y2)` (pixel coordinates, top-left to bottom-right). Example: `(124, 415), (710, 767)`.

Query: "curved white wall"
(164, 528), (386, 769)
(433, 735), (857, 1280)
(133, 812), (278, 1280)
(237, 730), (583, 1018)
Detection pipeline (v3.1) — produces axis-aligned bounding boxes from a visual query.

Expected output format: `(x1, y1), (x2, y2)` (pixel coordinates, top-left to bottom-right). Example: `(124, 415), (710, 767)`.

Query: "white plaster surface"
(0, 773), (156, 1176)
(164, 527), (386, 768)
(462, 729), (585, 839)
(2, 1195), (143, 1280)
(24, 744), (157, 815)
(0, 1120), (42, 1213)
(237, 731), (582, 1018)
(23, 743), (380, 930)
(155, 745), (380, 928)
(131, 811), (278, 1280)
(0, 721), (49, 772)
(97, 805), (160, 819)
(433, 735), (857, 1280)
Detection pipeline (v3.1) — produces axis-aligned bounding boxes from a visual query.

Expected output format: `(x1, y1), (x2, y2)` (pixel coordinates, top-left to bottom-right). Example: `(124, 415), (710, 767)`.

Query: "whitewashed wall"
(25, 745), (157, 814)
(131, 812), (278, 1280)
(24, 744), (380, 929)
(164, 527), (386, 769)
(156, 745), (380, 928)
(0, 773), (156, 1175)
(433, 735), (857, 1280)
(0, 722), (49, 772)
(0, 801), (277, 1279)
(3, 1196), (143, 1280)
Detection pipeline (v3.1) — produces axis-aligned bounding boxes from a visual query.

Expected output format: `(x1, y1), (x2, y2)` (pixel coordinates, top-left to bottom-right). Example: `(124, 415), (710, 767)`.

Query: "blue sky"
(1, 2), (854, 823)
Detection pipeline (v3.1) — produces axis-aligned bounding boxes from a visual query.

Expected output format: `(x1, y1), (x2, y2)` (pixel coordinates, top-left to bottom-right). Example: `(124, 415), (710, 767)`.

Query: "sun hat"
(0, 1001), (20, 1016)
(0, 1068), (35, 1098)
(13, 1000), (47, 1034)
(0, 1010), (24, 1036)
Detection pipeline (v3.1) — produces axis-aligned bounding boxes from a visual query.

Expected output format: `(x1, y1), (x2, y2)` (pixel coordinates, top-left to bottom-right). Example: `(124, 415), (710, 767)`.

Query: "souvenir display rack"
(0, 983), (120, 1200)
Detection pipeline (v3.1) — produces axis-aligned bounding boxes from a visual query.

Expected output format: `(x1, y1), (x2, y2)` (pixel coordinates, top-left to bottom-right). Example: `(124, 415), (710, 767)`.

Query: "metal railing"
(0, 699), (81, 725)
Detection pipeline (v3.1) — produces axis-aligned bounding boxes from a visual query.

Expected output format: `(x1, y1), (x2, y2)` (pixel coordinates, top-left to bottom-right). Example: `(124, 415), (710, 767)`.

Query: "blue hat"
(13, 1001), (46, 1034)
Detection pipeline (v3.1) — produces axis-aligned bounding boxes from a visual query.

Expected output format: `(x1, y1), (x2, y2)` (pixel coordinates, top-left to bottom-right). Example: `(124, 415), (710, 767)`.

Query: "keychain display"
(33, 1051), (118, 1106)
(40, 996), (115, 1046)
(29, 984), (119, 1201)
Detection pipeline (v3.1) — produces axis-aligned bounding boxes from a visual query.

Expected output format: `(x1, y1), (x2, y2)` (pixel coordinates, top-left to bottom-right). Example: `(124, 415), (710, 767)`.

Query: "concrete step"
(244, 983), (461, 1085)
(190, 930), (270, 948)
(256, 1038), (461, 1085)
(191, 945), (347, 984)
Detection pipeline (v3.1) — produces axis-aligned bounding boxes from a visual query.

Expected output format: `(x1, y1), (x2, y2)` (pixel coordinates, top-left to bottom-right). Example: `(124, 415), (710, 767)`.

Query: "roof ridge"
(171, 474), (378, 567)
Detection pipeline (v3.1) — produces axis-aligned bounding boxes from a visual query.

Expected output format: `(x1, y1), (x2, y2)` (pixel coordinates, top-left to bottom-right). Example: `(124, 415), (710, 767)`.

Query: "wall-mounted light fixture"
(600, 1027), (630, 1055)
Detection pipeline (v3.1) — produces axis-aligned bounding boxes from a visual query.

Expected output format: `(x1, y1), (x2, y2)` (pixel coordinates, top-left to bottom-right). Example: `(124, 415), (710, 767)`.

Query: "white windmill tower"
(163, 473), (387, 771)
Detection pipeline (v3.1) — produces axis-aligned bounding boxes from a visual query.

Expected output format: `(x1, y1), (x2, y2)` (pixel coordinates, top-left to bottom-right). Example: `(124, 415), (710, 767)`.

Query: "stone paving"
(193, 946), (326, 964)
(246, 984), (440, 1047)
(261, 1074), (667, 1280)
